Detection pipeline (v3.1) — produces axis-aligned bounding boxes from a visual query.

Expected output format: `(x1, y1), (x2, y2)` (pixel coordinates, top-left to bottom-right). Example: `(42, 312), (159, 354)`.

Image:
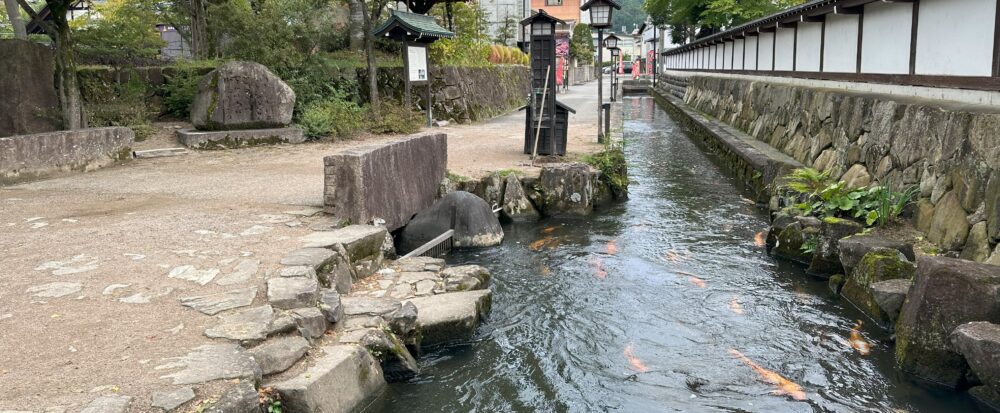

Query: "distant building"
(480, 0), (527, 45)
(157, 24), (191, 60)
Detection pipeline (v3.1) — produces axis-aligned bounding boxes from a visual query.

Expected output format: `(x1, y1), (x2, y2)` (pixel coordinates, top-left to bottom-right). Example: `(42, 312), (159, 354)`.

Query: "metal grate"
(401, 229), (454, 258)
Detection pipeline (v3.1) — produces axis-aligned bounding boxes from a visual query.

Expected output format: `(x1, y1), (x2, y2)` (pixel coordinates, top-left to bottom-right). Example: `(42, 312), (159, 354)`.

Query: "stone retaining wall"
(677, 75), (1000, 261)
(0, 127), (135, 185)
(373, 65), (530, 124)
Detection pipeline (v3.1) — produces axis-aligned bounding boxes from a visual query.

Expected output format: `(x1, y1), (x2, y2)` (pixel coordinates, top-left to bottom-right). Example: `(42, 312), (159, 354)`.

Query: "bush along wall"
(367, 65), (530, 124)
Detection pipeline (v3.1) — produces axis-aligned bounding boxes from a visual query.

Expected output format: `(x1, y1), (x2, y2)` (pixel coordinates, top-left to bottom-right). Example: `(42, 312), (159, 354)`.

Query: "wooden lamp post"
(521, 10), (575, 157)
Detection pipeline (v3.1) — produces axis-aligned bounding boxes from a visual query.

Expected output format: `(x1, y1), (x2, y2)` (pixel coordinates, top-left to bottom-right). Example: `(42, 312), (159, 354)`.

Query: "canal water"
(369, 96), (982, 412)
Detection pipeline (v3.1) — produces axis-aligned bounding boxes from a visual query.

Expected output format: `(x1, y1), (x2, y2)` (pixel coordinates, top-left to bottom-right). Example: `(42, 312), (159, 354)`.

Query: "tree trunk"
(3, 0), (26, 39)
(347, 0), (364, 51)
(364, 21), (379, 112)
(47, 0), (84, 129)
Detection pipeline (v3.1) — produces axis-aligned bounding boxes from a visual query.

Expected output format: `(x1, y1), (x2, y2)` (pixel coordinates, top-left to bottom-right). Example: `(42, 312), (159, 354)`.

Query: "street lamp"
(580, 0), (620, 142)
(609, 46), (619, 102)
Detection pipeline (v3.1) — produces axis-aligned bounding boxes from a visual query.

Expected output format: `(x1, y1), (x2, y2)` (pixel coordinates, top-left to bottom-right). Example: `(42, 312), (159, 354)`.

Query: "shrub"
(584, 144), (629, 198)
(367, 102), (424, 135)
(298, 98), (365, 139)
(80, 72), (155, 141)
(783, 168), (919, 227)
(161, 60), (218, 119)
(488, 44), (529, 65)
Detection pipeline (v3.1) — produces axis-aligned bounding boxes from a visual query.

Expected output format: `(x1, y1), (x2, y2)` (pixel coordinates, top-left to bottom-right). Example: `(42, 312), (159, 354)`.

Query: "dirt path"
(0, 80), (607, 411)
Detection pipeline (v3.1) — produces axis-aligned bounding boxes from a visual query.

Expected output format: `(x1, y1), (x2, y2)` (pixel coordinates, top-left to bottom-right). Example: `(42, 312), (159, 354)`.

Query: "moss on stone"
(195, 134), (287, 150)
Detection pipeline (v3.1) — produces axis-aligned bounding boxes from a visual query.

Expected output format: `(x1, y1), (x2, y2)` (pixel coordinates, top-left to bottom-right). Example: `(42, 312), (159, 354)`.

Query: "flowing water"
(368, 96), (983, 412)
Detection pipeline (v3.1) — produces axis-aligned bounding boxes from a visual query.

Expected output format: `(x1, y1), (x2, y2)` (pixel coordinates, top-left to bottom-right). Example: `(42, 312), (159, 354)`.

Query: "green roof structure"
(373, 11), (455, 42)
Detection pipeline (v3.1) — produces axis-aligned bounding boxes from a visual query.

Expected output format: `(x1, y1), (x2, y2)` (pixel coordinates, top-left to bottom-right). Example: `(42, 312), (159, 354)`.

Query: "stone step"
(404, 289), (492, 349)
(133, 147), (189, 159)
(271, 345), (386, 412)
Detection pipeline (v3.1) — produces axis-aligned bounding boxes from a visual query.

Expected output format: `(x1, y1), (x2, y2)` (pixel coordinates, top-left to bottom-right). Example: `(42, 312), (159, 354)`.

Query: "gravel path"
(0, 80), (606, 411)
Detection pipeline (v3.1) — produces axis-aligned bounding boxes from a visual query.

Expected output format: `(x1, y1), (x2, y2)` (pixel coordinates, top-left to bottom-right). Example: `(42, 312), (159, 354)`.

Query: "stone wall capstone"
(0, 39), (61, 137)
(323, 133), (447, 231)
(681, 76), (1000, 261)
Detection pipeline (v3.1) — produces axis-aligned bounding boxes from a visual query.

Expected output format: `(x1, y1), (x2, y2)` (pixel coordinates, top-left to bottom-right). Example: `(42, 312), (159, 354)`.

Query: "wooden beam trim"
(909, 0), (919, 75)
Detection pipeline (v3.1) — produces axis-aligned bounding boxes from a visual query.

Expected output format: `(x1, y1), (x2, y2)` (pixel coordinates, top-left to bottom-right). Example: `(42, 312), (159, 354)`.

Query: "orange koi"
(665, 250), (681, 263)
(849, 320), (871, 356)
(688, 276), (707, 288)
(729, 349), (807, 401)
(624, 344), (649, 373)
(530, 237), (560, 251)
(542, 226), (556, 234)
(590, 257), (607, 280)
(606, 239), (618, 255)
(729, 297), (744, 314)
(754, 231), (767, 247)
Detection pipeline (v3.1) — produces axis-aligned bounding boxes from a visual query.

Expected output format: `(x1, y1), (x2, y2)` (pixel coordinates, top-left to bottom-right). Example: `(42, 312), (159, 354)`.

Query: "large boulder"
(501, 174), (540, 221)
(841, 249), (915, 325)
(838, 235), (915, 277)
(537, 163), (603, 216)
(190, 61), (295, 131)
(895, 256), (1000, 388)
(927, 191), (971, 251)
(951, 322), (1000, 408)
(398, 191), (504, 253)
(768, 216), (821, 266)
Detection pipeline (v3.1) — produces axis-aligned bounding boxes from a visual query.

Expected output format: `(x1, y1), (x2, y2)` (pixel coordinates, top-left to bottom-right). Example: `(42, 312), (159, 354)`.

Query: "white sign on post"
(407, 45), (428, 83)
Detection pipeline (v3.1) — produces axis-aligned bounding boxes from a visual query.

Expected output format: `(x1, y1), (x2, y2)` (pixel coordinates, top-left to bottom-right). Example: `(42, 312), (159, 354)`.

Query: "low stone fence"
(324, 133), (447, 231)
(677, 75), (1000, 262)
(0, 127), (134, 185)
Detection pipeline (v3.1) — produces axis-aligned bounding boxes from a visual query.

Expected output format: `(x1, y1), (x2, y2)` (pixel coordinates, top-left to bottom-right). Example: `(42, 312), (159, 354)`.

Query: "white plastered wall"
(860, 1), (913, 74)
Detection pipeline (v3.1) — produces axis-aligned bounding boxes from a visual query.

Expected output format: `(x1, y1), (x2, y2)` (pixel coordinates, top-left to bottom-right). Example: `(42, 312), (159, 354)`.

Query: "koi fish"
(754, 231), (767, 247)
(530, 237), (550, 251)
(539, 265), (552, 276)
(729, 349), (807, 401)
(624, 344), (650, 373)
(542, 226), (556, 234)
(741, 197), (756, 206)
(729, 297), (744, 314)
(590, 257), (607, 280)
(530, 237), (560, 251)
(606, 239), (618, 255)
(688, 276), (707, 288)
(849, 320), (871, 356)
(665, 250), (681, 263)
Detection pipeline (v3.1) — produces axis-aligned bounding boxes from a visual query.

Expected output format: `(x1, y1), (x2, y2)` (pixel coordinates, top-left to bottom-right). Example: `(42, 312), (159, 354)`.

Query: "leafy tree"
(72, 0), (165, 68)
(495, 16), (517, 45)
(643, 0), (804, 44)
(15, 0), (85, 128)
(700, 0), (805, 29)
(570, 23), (594, 65)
